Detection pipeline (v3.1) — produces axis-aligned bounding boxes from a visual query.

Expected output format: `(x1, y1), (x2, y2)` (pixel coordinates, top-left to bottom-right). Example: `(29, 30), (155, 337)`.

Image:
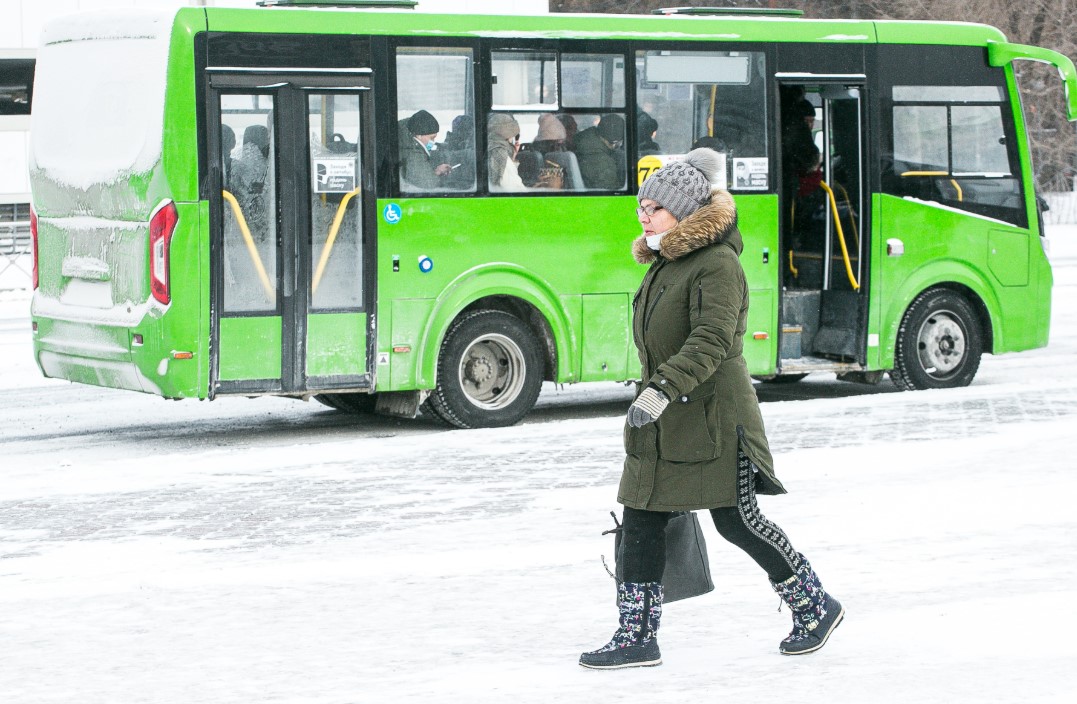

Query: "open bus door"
(776, 75), (870, 376)
(205, 69), (376, 398)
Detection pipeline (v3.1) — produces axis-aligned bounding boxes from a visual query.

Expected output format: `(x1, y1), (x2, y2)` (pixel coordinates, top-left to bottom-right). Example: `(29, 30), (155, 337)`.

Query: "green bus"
(28, 2), (1077, 427)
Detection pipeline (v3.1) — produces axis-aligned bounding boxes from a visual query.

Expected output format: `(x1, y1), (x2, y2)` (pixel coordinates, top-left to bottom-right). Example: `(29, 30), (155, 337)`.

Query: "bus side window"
(489, 49), (627, 194)
(634, 49), (769, 191)
(394, 47), (477, 195)
(886, 84), (1025, 227)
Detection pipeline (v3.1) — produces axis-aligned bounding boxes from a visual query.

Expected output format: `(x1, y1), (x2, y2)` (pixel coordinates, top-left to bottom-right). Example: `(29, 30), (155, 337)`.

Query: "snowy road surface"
(2, 231), (1076, 703)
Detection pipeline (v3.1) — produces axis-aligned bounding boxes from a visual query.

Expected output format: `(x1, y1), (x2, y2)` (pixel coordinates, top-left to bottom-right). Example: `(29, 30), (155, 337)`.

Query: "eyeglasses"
(513, 135), (521, 145)
(636, 204), (665, 218)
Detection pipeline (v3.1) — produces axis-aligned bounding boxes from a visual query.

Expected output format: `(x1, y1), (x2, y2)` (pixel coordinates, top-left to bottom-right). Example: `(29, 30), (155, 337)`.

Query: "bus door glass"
(209, 70), (373, 396)
(821, 85), (865, 293)
(779, 79), (867, 365)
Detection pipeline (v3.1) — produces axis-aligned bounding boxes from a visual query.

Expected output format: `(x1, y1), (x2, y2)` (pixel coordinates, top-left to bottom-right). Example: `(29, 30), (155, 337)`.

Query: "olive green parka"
(618, 189), (787, 511)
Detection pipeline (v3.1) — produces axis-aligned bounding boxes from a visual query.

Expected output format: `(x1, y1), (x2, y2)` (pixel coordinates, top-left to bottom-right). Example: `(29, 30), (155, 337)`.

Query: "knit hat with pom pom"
(637, 148), (724, 221)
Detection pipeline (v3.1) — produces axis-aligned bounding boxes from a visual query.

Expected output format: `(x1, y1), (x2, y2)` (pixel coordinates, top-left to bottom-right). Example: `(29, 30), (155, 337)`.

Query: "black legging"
(620, 448), (799, 584)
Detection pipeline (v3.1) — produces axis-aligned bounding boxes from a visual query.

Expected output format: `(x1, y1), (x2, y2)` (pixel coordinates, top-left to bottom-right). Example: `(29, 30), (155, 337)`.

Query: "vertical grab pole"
(221, 190), (275, 300)
(312, 186), (362, 294)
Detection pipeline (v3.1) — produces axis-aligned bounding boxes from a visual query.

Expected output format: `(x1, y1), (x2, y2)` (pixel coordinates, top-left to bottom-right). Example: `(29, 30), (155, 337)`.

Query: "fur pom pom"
(682, 148), (724, 184)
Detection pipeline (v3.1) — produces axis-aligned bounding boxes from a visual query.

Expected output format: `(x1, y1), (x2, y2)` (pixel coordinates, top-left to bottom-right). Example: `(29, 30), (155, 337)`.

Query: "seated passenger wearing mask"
(399, 109), (452, 190)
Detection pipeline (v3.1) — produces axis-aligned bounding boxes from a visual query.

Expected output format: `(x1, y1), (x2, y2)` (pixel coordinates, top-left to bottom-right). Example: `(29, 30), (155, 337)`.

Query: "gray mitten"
(627, 386), (670, 428)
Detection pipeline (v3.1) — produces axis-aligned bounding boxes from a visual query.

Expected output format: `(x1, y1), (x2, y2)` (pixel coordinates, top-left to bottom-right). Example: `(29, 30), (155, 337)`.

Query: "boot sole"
(780, 605), (845, 656)
(579, 657), (663, 670)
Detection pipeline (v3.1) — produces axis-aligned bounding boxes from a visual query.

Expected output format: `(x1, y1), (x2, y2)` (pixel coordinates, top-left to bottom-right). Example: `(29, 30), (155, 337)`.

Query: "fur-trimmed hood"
(632, 189), (741, 264)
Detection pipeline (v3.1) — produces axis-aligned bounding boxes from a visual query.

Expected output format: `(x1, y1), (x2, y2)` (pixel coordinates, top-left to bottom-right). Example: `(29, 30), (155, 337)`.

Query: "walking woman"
(580, 149), (843, 670)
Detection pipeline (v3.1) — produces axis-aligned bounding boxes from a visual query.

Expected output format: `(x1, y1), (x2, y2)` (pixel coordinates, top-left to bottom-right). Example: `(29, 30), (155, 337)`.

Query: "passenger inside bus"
(517, 151), (566, 190)
(781, 88), (823, 288)
(221, 124), (236, 186)
(638, 111), (660, 157)
(439, 114), (476, 190)
(231, 124), (272, 241)
(487, 113), (527, 192)
(574, 113), (626, 190)
(556, 113), (578, 151)
(399, 109), (453, 190)
(792, 144), (826, 258)
(532, 113), (567, 154)
(523, 113), (584, 190)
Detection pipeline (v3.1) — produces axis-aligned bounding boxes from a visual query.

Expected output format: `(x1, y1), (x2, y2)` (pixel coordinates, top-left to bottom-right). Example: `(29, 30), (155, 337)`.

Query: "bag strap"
(601, 510), (622, 537)
(600, 510), (622, 579)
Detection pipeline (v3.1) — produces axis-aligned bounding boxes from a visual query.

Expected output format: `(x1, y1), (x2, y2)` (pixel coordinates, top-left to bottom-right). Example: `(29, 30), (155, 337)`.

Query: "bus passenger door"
(778, 78), (868, 368)
(207, 70), (375, 397)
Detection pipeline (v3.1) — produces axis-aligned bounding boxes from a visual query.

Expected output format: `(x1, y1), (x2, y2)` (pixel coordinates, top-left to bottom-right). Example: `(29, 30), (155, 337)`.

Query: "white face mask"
(646, 230), (669, 250)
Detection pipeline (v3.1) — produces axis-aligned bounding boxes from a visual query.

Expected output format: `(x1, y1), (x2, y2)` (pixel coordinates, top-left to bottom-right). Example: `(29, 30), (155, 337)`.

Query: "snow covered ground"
(2, 229), (1077, 703)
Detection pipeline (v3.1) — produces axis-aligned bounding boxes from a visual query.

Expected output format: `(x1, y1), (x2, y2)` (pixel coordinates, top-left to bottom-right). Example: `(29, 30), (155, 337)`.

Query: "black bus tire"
(422, 310), (544, 429)
(891, 289), (983, 391)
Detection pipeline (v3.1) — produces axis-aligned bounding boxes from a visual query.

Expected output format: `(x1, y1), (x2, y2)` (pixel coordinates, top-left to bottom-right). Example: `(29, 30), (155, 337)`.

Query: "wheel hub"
(457, 334), (527, 410)
(465, 354), (495, 385)
(917, 313), (966, 377)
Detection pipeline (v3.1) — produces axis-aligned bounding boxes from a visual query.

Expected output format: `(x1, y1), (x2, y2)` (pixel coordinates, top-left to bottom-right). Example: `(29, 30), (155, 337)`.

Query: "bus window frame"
(387, 36), (483, 199)
(631, 40), (777, 195)
(874, 43), (1027, 230)
(480, 39), (628, 198)
(387, 37), (635, 199)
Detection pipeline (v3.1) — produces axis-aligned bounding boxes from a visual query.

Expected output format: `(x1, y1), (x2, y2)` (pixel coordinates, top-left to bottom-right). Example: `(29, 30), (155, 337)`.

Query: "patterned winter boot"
(579, 582), (663, 669)
(771, 554), (844, 655)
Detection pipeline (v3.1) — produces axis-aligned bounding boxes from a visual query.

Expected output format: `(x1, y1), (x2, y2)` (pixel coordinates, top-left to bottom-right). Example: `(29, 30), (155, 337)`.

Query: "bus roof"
(188, 7), (1010, 48)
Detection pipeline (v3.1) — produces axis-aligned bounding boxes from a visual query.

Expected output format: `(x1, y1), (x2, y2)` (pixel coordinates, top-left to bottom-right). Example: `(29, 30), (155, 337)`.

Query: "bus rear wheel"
(423, 310), (544, 429)
(891, 289), (983, 391)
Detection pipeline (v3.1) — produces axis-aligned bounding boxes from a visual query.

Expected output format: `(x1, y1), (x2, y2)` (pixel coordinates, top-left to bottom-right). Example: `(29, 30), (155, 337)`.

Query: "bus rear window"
(30, 24), (170, 188)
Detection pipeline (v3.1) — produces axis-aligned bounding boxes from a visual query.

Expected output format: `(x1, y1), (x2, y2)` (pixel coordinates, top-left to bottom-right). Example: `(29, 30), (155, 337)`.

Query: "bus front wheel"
(423, 310), (544, 429)
(891, 289), (983, 391)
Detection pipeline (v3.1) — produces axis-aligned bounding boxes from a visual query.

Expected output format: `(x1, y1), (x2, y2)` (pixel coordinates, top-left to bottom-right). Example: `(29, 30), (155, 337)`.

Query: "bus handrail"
(221, 190), (275, 300)
(900, 170), (963, 201)
(834, 181), (860, 249)
(818, 180), (860, 291)
(312, 186), (362, 294)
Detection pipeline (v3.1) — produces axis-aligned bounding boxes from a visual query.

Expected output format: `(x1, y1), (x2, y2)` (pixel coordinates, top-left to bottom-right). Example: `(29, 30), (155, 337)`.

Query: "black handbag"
(603, 510), (715, 603)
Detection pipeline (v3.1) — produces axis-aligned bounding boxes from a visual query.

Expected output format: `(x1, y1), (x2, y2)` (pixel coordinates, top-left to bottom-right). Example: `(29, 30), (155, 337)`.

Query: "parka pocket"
(656, 381), (721, 462)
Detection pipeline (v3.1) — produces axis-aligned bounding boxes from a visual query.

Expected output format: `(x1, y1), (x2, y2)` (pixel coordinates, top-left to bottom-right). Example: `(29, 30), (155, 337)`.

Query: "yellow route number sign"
(637, 155), (665, 187)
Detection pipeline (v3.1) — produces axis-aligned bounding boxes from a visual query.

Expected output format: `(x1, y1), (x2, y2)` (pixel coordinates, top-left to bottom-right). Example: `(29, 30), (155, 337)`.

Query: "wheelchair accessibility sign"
(383, 203), (402, 224)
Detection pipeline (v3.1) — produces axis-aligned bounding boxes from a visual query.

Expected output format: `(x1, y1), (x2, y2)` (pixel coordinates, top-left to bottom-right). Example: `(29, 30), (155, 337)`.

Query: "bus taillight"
(30, 207), (38, 290)
(149, 200), (178, 305)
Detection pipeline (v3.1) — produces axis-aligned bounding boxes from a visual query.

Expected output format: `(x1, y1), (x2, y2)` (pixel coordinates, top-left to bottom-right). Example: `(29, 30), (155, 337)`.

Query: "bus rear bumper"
(33, 318), (162, 395)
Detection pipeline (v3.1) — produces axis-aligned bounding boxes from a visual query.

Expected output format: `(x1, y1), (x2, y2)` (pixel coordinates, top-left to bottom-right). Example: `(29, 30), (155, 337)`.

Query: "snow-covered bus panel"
(30, 9), (176, 210)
